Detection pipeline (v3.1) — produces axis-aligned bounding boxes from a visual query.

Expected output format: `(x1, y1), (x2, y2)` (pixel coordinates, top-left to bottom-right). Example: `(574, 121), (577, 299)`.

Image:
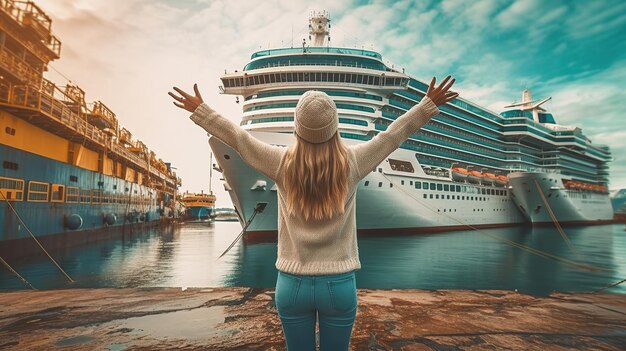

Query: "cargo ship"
(207, 12), (612, 242)
(0, 0), (181, 257)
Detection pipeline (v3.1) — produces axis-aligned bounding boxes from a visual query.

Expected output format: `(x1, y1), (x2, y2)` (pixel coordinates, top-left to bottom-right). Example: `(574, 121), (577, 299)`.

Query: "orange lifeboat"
(467, 170), (482, 184)
(451, 167), (469, 181)
(481, 172), (497, 185)
(495, 175), (508, 186)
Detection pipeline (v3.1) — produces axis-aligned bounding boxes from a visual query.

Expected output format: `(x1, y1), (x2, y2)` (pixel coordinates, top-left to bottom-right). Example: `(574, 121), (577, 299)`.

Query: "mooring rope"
(594, 277), (626, 293)
(0, 255), (36, 290)
(380, 173), (607, 273)
(217, 202), (268, 260)
(0, 191), (75, 283)
(533, 179), (579, 256)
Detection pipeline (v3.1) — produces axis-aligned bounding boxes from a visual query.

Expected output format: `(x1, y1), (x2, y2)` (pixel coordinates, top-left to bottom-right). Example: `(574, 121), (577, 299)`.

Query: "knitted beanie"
(294, 91), (338, 143)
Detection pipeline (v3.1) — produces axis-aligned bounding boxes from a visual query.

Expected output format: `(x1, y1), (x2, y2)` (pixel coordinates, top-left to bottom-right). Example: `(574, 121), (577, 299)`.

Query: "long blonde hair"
(283, 132), (350, 221)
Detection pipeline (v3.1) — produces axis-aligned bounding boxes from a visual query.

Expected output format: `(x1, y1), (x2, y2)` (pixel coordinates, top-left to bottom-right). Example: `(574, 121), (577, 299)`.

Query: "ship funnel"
(309, 11), (330, 46)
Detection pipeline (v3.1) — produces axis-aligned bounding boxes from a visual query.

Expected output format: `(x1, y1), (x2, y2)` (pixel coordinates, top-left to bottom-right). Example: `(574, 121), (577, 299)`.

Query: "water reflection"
(0, 222), (624, 296)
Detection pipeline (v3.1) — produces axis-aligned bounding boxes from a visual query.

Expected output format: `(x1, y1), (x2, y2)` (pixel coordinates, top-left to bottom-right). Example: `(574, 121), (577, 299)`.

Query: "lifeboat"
(495, 175), (508, 186)
(451, 167), (469, 181)
(481, 172), (497, 185)
(467, 170), (482, 184)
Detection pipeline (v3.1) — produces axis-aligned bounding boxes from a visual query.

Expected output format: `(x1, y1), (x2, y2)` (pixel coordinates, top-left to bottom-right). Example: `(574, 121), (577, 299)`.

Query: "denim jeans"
(275, 270), (357, 351)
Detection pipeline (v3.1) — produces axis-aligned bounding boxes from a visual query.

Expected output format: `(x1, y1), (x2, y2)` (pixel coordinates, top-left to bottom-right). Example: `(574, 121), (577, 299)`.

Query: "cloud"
(31, 0), (626, 203)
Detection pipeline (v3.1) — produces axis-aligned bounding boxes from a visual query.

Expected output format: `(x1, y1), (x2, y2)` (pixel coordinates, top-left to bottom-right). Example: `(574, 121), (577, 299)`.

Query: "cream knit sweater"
(190, 96), (439, 275)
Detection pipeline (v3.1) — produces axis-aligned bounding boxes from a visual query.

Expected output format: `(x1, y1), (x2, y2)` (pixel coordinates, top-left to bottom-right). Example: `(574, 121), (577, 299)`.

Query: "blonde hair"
(283, 132), (350, 221)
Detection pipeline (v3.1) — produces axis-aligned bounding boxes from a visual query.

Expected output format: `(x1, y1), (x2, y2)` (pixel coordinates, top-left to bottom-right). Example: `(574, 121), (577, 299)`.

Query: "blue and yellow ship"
(180, 191), (216, 221)
(0, 0), (180, 257)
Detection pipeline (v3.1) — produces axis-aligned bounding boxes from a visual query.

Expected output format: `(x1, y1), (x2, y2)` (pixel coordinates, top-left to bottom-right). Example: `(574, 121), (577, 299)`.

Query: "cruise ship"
(208, 12), (613, 242)
(0, 0), (180, 257)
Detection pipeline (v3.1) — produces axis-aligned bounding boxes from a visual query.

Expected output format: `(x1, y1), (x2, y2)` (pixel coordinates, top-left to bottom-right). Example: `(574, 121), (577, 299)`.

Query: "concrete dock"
(1, 288), (625, 350)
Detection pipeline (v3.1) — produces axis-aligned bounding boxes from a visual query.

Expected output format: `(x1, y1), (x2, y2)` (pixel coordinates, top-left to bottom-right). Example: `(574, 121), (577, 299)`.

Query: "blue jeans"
(275, 270), (357, 351)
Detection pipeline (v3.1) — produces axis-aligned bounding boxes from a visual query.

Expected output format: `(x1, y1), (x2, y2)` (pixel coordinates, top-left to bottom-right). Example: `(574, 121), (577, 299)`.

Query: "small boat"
(181, 192), (216, 221)
(467, 170), (482, 184)
(481, 172), (497, 185)
(451, 167), (469, 181)
(495, 175), (508, 186)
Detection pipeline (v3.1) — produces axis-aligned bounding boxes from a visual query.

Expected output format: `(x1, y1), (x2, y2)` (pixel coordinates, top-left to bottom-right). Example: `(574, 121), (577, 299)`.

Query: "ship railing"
(0, 0), (61, 58)
(0, 45), (42, 85)
(245, 60), (385, 71)
(1, 78), (179, 184)
(251, 47), (383, 60)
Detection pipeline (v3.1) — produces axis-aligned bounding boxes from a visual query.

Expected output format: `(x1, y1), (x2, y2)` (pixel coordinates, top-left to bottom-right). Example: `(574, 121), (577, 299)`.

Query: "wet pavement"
(1, 288), (625, 350)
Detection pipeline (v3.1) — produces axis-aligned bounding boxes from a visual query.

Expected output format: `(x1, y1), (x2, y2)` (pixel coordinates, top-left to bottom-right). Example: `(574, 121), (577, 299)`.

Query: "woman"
(169, 76), (457, 350)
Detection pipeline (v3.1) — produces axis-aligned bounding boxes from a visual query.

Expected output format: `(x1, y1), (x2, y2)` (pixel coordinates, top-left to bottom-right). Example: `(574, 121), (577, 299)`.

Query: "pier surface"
(1, 288), (625, 350)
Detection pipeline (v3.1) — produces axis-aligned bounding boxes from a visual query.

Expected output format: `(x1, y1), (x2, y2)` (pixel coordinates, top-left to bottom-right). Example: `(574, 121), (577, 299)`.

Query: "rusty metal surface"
(1, 288), (625, 350)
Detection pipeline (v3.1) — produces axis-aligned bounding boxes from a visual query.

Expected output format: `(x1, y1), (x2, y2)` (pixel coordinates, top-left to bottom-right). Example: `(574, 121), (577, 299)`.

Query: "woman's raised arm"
(350, 76), (457, 179)
(169, 84), (285, 181)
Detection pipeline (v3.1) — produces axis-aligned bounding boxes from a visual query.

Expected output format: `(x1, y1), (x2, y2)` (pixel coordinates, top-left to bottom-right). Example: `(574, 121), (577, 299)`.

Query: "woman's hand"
(426, 75), (458, 106)
(168, 84), (204, 112)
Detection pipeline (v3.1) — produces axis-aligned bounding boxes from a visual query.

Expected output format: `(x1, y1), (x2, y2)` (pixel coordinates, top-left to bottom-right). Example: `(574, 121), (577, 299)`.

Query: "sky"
(34, 0), (626, 207)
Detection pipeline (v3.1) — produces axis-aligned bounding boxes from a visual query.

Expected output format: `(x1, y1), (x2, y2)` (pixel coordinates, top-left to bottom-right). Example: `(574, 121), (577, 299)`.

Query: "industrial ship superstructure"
(0, 0), (181, 255)
(208, 12), (612, 241)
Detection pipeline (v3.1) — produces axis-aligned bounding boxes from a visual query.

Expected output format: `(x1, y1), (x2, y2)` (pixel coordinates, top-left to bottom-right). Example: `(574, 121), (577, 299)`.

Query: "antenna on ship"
(309, 11), (330, 47)
(209, 152), (213, 195)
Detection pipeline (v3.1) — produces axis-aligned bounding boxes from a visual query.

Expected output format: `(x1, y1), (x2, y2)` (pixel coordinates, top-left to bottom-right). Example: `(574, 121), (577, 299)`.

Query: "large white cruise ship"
(209, 12), (613, 242)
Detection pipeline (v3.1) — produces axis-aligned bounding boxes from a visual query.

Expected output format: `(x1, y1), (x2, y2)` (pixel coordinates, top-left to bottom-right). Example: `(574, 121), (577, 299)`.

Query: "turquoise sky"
(40, 0), (626, 198)
(330, 0), (626, 188)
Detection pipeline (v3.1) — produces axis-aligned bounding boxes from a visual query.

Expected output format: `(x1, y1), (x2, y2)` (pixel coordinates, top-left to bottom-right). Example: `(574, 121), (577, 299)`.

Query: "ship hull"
(209, 134), (527, 242)
(508, 172), (613, 224)
(1, 144), (173, 255)
(184, 206), (215, 220)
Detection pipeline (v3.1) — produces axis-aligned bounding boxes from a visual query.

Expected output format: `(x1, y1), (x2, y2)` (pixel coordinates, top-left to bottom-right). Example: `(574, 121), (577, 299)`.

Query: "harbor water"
(1, 222), (625, 295)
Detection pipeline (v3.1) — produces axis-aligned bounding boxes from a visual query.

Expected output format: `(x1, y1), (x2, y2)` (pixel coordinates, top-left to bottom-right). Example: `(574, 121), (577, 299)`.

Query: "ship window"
(5, 127), (16, 135)
(70, 175), (78, 182)
(364, 181), (369, 186)
(51, 184), (65, 203)
(27, 181), (49, 202)
(436, 194), (439, 199)
(452, 195), (455, 200)
(450, 185), (455, 192)
(414, 182), (421, 189)
(92, 190), (102, 203)
(430, 182), (436, 189)
(80, 189), (91, 203)
(389, 159), (414, 173)
(401, 180), (404, 185)
(447, 195), (450, 199)
(0, 176), (24, 201)
(437, 184), (443, 191)
(423, 182), (429, 189)
(430, 194), (433, 199)
(456, 185), (461, 192)
(410, 181), (413, 186)
(444, 184), (449, 191)
(66, 187), (79, 203)
(378, 182), (382, 187)
(2, 161), (18, 170)
(390, 183), (393, 188)
(423, 194), (427, 199)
